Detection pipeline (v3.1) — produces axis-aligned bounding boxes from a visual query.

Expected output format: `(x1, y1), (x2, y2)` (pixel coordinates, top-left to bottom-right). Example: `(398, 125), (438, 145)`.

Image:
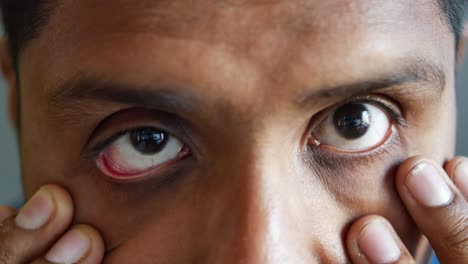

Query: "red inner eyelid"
(97, 145), (191, 180)
(97, 148), (147, 178)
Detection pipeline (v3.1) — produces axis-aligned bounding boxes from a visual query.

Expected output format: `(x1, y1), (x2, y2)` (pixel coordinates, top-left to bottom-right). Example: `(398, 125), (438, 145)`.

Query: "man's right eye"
(96, 127), (190, 181)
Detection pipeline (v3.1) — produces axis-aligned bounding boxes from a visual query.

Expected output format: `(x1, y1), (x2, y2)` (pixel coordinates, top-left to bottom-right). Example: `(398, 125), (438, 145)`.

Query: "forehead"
(21, 0), (452, 108)
(40, 0), (448, 55)
(46, 0), (446, 38)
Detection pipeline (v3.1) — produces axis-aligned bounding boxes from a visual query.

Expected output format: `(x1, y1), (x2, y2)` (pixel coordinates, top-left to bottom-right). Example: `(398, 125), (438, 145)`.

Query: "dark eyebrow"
(295, 59), (446, 106)
(49, 74), (199, 115)
(48, 58), (445, 122)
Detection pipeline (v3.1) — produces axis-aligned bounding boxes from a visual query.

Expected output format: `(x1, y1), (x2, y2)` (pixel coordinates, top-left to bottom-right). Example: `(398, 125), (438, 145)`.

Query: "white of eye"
(98, 130), (184, 176)
(312, 103), (392, 152)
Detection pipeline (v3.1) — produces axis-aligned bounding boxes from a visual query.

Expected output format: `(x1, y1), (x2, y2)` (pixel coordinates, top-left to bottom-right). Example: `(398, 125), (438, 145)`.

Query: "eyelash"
(87, 94), (407, 179)
(90, 128), (134, 158)
(330, 94), (407, 127)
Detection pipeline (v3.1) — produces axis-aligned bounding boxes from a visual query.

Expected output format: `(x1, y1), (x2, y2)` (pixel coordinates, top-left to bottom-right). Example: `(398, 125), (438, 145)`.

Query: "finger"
(30, 225), (105, 264)
(444, 156), (468, 200)
(0, 206), (16, 223)
(0, 184), (74, 263)
(347, 215), (416, 264)
(396, 156), (468, 263)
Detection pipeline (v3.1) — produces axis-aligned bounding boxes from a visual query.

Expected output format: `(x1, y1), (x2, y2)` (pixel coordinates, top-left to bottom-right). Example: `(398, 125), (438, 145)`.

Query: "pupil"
(333, 103), (370, 139)
(130, 128), (168, 155)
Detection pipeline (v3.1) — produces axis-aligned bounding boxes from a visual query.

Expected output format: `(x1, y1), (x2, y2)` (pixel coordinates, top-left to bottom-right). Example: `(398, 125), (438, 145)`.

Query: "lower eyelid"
(310, 123), (397, 154)
(96, 144), (192, 182)
(97, 150), (146, 178)
(306, 128), (404, 170)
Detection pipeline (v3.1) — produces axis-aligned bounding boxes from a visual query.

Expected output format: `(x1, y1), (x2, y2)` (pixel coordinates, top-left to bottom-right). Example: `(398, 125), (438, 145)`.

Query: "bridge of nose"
(196, 142), (329, 264)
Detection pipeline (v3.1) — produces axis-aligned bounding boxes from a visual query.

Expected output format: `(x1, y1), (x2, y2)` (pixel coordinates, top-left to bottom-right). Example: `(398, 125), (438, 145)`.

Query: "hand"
(347, 156), (468, 264)
(0, 185), (104, 263)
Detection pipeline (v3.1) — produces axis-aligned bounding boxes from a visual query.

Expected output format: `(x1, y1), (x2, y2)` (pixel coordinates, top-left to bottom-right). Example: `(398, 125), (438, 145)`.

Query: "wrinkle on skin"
(29, 5), (447, 123)
(26, 0), (450, 93)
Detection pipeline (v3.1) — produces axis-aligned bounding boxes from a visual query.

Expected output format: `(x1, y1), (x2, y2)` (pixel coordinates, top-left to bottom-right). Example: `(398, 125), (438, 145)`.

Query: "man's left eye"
(97, 127), (189, 180)
(310, 101), (396, 153)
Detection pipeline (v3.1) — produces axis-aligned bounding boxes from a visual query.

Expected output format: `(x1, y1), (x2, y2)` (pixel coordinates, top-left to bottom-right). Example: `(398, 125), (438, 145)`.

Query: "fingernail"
(358, 220), (401, 264)
(406, 162), (453, 207)
(453, 159), (468, 197)
(15, 188), (55, 230)
(46, 229), (90, 264)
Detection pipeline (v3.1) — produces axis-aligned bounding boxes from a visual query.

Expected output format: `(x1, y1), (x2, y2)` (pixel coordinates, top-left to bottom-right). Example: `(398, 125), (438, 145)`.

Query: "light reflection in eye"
(96, 127), (189, 180)
(310, 102), (395, 153)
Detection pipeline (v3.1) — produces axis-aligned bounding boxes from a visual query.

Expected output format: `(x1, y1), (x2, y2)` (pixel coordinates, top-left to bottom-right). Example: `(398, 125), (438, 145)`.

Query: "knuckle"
(443, 211), (468, 255)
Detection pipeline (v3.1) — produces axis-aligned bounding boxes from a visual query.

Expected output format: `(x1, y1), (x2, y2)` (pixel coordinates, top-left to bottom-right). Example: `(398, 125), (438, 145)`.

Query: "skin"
(0, 0), (467, 263)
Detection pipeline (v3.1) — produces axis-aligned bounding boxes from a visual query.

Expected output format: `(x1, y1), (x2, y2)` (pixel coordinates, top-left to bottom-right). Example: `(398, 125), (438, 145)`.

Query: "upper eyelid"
(330, 94), (406, 125)
(83, 108), (194, 153)
(90, 125), (188, 159)
(86, 94), (405, 156)
(345, 95), (407, 127)
(307, 94), (405, 132)
(90, 128), (133, 157)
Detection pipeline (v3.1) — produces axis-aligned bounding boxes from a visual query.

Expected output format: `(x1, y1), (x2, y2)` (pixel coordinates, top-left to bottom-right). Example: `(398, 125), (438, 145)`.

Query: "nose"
(204, 148), (315, 264)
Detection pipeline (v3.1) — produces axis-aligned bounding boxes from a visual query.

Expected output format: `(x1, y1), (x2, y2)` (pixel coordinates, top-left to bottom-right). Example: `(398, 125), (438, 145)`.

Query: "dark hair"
(439, 0), (466, 44)
(0, 0), (466, 70)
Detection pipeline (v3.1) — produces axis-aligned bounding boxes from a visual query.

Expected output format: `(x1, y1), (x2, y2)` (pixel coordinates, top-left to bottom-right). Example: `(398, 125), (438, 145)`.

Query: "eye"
(96, 127), (190, 180)
(310, 101), (397, 153)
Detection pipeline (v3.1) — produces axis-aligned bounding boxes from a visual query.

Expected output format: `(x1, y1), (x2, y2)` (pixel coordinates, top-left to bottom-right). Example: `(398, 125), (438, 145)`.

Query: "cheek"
(18, 83), (91, 197)
(20, 120), (86, 199)
(319, 153), (421, 253)
(19, 104), (67, 197)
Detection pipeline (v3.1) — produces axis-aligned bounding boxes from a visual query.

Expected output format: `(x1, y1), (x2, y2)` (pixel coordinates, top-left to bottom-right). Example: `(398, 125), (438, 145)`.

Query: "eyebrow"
(49, 74), (200, 115)
(295, 58), (446, 106)
(48, 58), (446, 121)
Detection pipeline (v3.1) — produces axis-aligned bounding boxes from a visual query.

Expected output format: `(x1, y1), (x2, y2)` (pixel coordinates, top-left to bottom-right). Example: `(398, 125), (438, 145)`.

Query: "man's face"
(13, 0), (456, 262)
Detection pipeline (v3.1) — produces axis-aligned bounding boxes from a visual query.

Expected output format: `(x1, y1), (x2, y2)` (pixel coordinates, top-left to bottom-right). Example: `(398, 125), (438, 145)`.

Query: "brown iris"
(333, 103), (371, 139)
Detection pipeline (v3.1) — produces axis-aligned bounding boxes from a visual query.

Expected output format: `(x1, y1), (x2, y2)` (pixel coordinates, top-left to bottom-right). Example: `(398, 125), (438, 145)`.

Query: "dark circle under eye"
(130, 128), (168, 155)
(333, 103), (371, 139)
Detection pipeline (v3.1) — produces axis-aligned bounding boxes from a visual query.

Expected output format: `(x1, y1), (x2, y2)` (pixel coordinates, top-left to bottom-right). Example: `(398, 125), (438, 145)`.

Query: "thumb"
(395, 156), (468, 263)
